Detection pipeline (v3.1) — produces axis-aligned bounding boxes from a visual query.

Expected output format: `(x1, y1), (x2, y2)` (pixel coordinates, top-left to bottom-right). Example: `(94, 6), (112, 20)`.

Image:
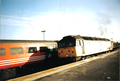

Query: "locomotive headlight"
(66, 55), (68, 57)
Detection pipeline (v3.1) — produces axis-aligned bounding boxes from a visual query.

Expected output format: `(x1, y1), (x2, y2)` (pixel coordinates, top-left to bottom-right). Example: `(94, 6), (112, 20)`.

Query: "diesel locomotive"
(58, 35), (114, 61)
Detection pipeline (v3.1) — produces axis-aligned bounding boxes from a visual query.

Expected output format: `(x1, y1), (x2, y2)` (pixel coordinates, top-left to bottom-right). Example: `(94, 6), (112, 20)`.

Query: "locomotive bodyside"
(58, 35), (113, 61)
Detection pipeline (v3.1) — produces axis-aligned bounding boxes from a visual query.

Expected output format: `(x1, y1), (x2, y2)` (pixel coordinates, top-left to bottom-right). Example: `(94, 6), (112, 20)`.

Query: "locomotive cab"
(58, 35), (84, 61)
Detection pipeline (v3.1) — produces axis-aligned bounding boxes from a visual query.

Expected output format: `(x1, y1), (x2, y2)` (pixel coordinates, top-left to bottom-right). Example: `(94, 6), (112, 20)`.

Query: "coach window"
(40, 47), (48, 52)
(27, 47), (37, 53)
(10, 48), (23, 55)
(0, 48), (6, 56)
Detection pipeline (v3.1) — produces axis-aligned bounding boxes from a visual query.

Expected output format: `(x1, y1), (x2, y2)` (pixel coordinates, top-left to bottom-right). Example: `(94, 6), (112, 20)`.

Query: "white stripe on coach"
(0, 55), (45, 66)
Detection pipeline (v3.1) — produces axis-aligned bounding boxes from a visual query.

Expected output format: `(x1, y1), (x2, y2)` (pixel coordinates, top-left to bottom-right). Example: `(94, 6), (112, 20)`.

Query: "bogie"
(1, 68), (16, 80)
(73, 57), (82, 62)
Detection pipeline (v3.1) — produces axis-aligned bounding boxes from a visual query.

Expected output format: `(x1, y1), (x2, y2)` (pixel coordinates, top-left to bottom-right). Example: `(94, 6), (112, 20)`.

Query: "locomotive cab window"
(27, 47), (37, 53)
(0, 48), (6, 56)
(10, 48), (23, 55)
(58, 42), (65, 48)
(66, 41), (75, 47)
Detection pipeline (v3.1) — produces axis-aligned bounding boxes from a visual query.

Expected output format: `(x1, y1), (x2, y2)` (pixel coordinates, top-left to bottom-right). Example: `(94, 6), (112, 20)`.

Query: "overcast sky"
(1, 0), (120, 41)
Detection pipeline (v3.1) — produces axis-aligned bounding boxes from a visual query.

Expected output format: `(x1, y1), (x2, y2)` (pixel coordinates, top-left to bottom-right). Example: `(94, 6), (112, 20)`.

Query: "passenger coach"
(0, 40), (57, 79)
(58, 35), (113, 61)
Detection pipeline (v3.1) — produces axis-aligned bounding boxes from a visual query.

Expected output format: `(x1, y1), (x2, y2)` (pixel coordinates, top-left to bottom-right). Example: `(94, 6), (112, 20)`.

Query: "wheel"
(73, 57), (82, 62)
(92, 55), (95, 58)
(86, 56), (91, 59)
(82, 56), (86, 60)
(106, 51), (108, 54)
(1, 68), (16, 79)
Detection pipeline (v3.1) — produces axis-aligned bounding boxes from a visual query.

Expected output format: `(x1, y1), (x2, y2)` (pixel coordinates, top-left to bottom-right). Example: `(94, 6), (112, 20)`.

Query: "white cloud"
(1, 15), (34, 27)
(1, 15), (33, 20)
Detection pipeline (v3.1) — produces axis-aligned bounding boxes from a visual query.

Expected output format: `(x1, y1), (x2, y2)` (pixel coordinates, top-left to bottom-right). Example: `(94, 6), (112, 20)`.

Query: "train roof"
(0, 40), (57, 44)
(62, 35), (110, 41)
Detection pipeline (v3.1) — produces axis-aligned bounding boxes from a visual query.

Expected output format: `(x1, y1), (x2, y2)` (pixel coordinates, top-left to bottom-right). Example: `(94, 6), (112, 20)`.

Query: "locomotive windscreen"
(58, 40), (75, 48)
(66, 41), (75, 47)
(58, 41), (65, 48)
